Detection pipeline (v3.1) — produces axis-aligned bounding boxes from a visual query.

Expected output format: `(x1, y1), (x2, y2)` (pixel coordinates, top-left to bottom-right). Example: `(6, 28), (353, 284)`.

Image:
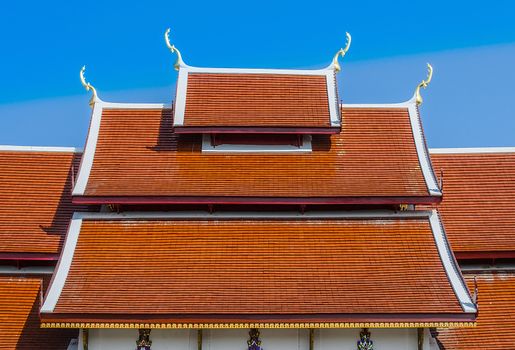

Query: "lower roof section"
(0, 276), (76, 349)
(41, 210), (475, 327)
(0, 147), (86, 255)
(436, 272), (515, 349)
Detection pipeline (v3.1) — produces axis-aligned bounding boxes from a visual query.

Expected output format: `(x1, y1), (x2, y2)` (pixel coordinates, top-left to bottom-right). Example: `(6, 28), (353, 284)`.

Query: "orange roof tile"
(437, 273), (515, 349)
(0, 276), (76, 349)
(0, 149), (86, 255)
(74, 105), (440, 204)
(178, 73), (334, 130)
(430, 150), (515, 255)
(41, 212), (473, 325)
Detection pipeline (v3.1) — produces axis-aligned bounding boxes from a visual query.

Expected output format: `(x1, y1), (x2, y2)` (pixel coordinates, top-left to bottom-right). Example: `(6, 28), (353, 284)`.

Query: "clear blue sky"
(1, 0), (514, 147)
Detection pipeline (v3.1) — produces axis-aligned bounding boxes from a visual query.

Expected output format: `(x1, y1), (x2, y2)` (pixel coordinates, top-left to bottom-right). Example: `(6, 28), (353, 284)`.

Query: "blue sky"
(1, 0), (514, 147)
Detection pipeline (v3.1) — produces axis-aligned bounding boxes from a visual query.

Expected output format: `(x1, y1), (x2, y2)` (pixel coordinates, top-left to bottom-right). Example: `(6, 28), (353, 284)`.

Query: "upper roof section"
(41, 210), (475, 328)
(0, 146), (86, 257)
(173, 69), (340, 133)
(166, 29), (348, 134)
(71, 100), (441, 205)
(429, 147), (515, 258)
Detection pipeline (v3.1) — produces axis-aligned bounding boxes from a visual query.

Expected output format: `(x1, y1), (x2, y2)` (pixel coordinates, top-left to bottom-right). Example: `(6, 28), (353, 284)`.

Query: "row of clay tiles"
(0, 149), (514, 255)
(84, 107), (429, 198)
(183, 73), (333, 127)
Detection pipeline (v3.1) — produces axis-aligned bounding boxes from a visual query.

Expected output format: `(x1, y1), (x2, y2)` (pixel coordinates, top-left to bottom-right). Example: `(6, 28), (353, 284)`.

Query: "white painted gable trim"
(429, 209), (477, 313)
(40, 214), (83, 313)
(173, 66), (340, 128)
(201, 134), (313, 153)
(430, 147), (515, 154)
(0, 145), (82, 153)
(342, 96), (442, 197)
(72, 100), (173, 196)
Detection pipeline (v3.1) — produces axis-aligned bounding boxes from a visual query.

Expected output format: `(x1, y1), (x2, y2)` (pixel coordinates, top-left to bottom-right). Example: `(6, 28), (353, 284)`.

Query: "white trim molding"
(0, 145), (82, 153)
(173, 66), (340, 128)
(429, 210), (477, 313)
(430, 147), (515, 154)
(201, 134), (313, 153)
(40, 215), (83, 313)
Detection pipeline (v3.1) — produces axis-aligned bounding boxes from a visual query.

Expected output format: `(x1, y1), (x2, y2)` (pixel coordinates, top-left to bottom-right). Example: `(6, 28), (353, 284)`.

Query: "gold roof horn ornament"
(79, 65), (98, 108)
(415, 63), (433, 106)
(164, 28), (184, 71)
(332, 32), (352, 72)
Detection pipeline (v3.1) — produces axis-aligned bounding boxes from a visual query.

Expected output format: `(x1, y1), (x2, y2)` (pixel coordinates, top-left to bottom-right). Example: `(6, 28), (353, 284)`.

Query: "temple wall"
(78, 327), (432, 350)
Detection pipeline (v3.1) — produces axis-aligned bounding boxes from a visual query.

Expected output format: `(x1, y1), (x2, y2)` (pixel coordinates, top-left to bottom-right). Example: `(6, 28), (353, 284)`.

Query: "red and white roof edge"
(343, 94), (442, 197)
(41, 209), (476, 314)
(72, 99), (172, 196)
(172, 65), (341, 127)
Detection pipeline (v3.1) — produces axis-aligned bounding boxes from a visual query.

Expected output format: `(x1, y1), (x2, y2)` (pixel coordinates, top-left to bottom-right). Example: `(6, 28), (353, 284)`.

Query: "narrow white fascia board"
(430, 147), (515, 154)
(201, 134), (313, 153)
(40, 215), (83, 313)
(173, 66), (338, 127)
(0, 266), (54, 274)
(173, 68), (189, 126)
(72, 209), (432, 221)
(72, 101), (104, 196)
(0, 145), (82, 153)
(407, 102), (441, 196)
(325, 70), (340, 126)
(429, 210), (477, 313)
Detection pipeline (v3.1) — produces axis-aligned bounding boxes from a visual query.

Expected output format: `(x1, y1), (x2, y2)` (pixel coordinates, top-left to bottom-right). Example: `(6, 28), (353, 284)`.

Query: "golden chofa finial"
(164, 28), (184, 71)
(79, 65), (98, 108)
(415, 63), (433, 106)
(332, 32), (352, 72)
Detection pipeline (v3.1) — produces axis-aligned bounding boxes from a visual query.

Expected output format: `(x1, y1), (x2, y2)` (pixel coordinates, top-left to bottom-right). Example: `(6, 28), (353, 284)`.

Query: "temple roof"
(41, 210), (475, 328)
(71, 101), (441, 204)
(173, 68), (340, 133)
(437, 273), (515, 349)
(430, 148), (515, 258)
(0, 147), (85, 257)
(0, 276), (76, 349)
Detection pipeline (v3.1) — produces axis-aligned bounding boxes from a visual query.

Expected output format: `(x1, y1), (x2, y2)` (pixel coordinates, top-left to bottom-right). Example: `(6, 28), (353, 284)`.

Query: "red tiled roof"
(0, 150), (86, 255)
(41, 213), (470, 325)
(437, 273), (515, 349)
(75, 106), (437, 204)
(179, 73), (334, 130)
(0, 276), (76, 349)
(430, 150), (515, 255)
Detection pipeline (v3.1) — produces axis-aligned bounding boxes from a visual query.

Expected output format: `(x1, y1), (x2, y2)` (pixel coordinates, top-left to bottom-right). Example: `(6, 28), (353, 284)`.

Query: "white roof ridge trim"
(341, 95), (417, 108)
(429, 209), (477, 313)
(0, 145), (82, 153)
(180, 65), (334, 75)
(407, 102), (441, 196)
(430, 147), (515, 154)
(72, 209), (433, 220)
(40, 215), (83, 313)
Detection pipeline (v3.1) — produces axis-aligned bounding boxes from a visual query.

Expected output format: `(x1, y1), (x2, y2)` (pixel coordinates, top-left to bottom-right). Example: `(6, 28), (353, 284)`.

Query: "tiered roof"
(71, 102), (441, 204)
(41, 210), (475, 328)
